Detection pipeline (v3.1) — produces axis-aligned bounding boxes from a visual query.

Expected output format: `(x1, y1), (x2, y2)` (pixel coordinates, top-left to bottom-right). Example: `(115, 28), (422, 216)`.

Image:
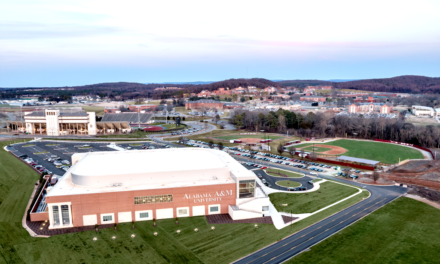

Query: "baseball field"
(291, 139), (424, 164)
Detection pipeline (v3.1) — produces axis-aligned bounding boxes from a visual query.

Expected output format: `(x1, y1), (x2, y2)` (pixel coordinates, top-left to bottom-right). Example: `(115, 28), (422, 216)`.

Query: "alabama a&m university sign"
(184, 190), (233, 203)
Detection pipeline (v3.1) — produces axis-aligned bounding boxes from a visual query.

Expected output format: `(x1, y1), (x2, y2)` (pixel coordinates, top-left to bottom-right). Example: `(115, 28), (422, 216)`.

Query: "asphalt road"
(253, 169), (314, 191)
(234, 162), (407, 264)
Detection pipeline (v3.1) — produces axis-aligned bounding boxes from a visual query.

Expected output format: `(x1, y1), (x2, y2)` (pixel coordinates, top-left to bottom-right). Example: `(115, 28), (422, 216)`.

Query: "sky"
(1, 0), (440, 87)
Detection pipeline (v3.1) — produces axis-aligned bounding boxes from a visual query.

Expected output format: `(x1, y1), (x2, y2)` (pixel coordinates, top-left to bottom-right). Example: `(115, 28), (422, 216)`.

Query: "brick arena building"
(300, 96), (326, 102)
(30, 149), (269, 229)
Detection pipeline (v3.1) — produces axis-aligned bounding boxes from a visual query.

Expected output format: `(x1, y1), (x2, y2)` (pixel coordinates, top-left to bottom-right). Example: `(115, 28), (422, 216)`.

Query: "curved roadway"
(233, 159), (407, 264)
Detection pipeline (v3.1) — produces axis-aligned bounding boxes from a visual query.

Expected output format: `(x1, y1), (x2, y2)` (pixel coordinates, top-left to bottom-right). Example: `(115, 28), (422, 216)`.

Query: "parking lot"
(7, 141), (171, 176)
(184, 140), (340, 174)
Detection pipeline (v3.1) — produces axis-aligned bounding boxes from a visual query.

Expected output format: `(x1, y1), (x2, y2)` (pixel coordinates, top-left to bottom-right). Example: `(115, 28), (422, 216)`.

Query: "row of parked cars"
(337, 172), (359, 179)
(245, 162), (267, 169)
(287, 186), (307, 191)
(171, 128), (199, 136)
(18, 154), (53, 174)
(46, 156), (71, 172)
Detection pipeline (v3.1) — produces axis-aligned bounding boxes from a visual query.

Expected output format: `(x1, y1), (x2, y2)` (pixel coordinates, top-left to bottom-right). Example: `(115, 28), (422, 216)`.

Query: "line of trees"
(231, 109), (440, 149)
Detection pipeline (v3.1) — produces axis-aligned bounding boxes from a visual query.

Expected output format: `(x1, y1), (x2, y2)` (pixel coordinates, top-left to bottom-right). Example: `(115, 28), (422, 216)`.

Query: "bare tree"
(289, 147), (296, 158)
(300, 149), (305, 159)
(214, 114), (220, 124)
(277, 144), (284, 156)
(208, 140), (214, 148)
(373, 171), (380, 183)
(217, 142), (224, 150)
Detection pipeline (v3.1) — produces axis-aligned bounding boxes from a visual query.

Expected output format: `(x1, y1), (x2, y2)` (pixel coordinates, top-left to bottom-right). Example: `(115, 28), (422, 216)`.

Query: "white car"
(61, 160), (70, 165)
(24, 158), (34, 163)
(54, 161), (63, 166)
(310, 172), (318, 175)
(61, 166), (69, 172)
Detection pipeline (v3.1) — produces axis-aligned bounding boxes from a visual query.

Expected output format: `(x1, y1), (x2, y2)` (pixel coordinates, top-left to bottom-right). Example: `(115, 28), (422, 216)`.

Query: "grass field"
(0, 139), (373, 263)
(276, 180), (301, 188)
(302, 146), (333, 153)
(292, 139), (424, 164)
(214, 135), (283, 140)
(82, 106), (105, 115)
(269, 181), (360, 214)
(175, 107), (191, 114)
(266, 169), (304, 178)
(289, 197), (440, 264)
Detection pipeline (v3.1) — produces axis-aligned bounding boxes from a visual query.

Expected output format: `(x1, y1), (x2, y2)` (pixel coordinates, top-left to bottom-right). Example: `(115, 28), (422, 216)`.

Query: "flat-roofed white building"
(412, 105), (434, 117)
(20, 109), (96, 135)
(30, 148), (270, 229)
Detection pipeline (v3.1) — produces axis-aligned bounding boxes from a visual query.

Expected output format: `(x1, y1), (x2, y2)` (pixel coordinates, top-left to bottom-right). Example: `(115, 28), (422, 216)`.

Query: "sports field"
(215, 134), (283, 140)
(292, 139), (424, 164)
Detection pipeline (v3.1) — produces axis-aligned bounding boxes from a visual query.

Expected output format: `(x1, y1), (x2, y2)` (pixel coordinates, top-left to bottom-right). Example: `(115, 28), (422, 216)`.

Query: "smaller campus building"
(411, 105), (435, 117)
(30, 149), (270, 229)
(8, 109), (97, 136)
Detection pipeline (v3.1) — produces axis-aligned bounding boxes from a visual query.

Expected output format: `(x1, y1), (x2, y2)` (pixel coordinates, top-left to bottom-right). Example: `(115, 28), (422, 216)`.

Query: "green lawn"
(0, 140), (372, 264)
(82, 106), (105, 115)
(289, 197), (440, 264)
(175, 107), (191, 114)
(266, 169), (304, 178)
(276, 180), (301, 188)
(292, 139), (424, 164)
(312, 179), (323, 183)
(269, 181), (360, 214)
(215, 135), (283, 140)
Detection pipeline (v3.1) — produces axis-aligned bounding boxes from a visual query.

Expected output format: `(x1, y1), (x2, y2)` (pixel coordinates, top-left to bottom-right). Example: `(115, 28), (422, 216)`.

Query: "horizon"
(3, 75), (440, 88)
(1, 0), (440, 87)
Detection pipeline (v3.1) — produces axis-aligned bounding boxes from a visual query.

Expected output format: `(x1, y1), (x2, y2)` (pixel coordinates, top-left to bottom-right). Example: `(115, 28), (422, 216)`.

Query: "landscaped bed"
(266, 169), (303, 178)
(276, 180), (301, 188)
(269, 181), (360, 214)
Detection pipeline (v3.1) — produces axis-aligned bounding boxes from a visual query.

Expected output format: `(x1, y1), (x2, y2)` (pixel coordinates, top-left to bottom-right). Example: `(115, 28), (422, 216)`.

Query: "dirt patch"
(382, 160), (440, 189)
(408, 186), (440, 203)
(240, 137), (264, 144)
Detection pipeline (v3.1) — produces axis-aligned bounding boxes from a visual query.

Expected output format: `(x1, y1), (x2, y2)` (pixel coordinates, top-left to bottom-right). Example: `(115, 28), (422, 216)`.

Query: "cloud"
(0, 21), (121, 39)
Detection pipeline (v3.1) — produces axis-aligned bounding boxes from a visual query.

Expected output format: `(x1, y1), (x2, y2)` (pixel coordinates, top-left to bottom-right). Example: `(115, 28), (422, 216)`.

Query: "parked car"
(54, 161), (63, 166)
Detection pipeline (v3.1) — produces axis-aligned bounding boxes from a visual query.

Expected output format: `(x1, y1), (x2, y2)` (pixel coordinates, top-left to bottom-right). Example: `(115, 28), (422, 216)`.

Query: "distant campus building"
(185, 99), (242, 110)
(348, 103), (393, 114)
(30, 149), (270, 229)
(300, 96), (326, 102)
